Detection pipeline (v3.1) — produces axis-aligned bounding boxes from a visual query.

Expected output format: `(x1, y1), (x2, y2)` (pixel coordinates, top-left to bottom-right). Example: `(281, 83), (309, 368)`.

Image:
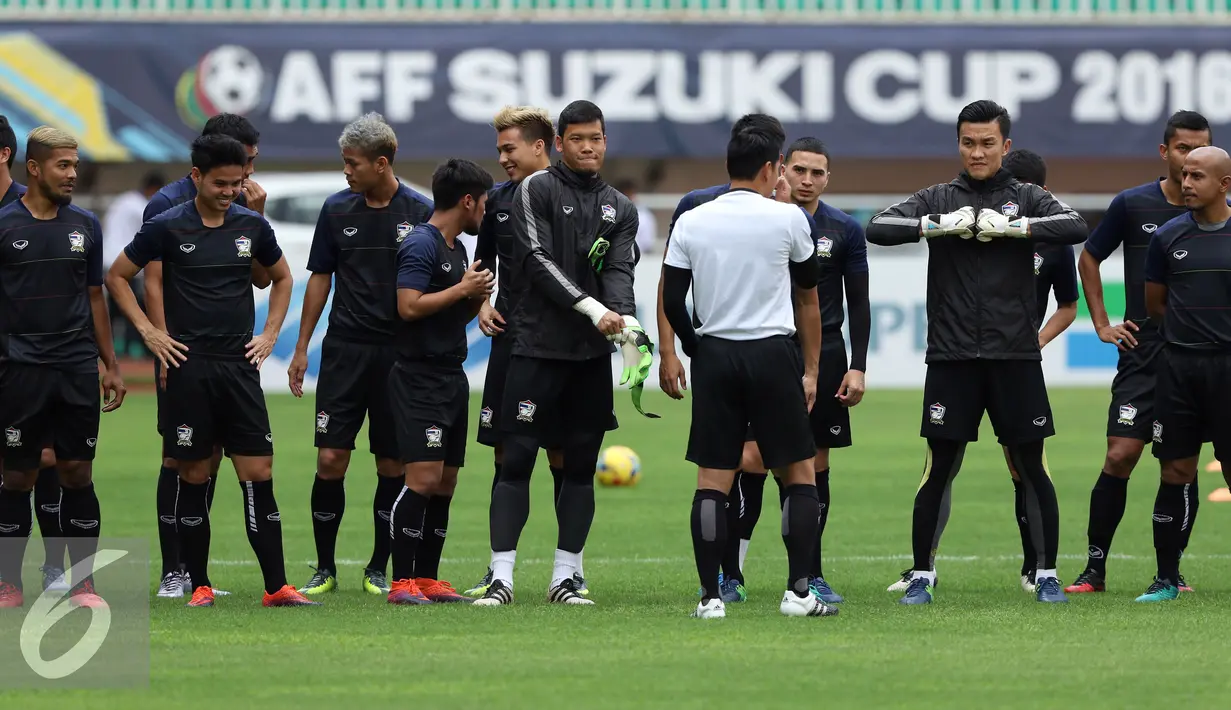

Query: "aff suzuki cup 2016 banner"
(0, 23), (1228, 161)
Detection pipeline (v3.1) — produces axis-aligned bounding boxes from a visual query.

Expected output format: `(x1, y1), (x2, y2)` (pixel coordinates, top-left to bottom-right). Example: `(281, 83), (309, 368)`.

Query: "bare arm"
(144, 260), (166, 331)
(793, 285), (822, 380)
(1039, 302), (1077, 349)
(1079, 248), (1138, 350)
(294, 274), (332, 354)
(399, 283), (472, 321)
(252, 263), (272, 290)
(260, 256), (293, 337)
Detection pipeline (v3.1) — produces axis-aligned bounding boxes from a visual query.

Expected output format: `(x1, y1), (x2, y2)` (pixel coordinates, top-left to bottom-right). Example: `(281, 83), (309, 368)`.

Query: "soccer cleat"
(698, 571), (725, 598)
(1035, 576), (1068, 603)
(1178, 575), (1193, 593)
(1064, 570), (1106, 594)
(187, 586), (215, 608)
(547, 577), (595, 605)
(719, 576), (747, 604)
(41, 565), (69, 593)
(298, 566), (336, 596)
(572, 572), (589, 597)
(183, 572), (228, 596)
(363, 568), (390, 595)
(888, 568), (938, 592)
(692, 597), (726, 619)
(0, 581), (23, 608)
(70, 580), (107, 609)
(464, 568), (494, 597)
(263, 585), (322, 607)
(472, 579), (514, 606)
(157, 571), (184, 598)
(898, 577), (933, 605)
(387, 579), (433, 605)
(415, 578), (470, 603)
(779, 589), (839, 617)
(809, 577), (844, 604)
(1135, 577), (1180, 603)
(1021, 570), (1037, 593)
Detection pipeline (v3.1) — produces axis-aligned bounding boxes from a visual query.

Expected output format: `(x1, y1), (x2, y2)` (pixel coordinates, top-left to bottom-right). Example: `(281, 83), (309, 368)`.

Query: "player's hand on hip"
(287, 349), (309, 398)
(836, 369), (865, 407)
(241, 178), (268, 215)
(459, 259), (496, 299)
(478, 300), (505, 337)
(659, 351), (688, 400)
(141, 327), (188, 370)
(802, 374), (818, 412)
(245, 332), (277, 369)
(1098, 321), (1139, 351)
(922, 206), (976, 239)
(101, 365), (127, 413)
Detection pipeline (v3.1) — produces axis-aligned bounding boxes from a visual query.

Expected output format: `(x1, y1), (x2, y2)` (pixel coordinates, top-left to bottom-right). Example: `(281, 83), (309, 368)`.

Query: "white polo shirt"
(664, 189), (815, 341)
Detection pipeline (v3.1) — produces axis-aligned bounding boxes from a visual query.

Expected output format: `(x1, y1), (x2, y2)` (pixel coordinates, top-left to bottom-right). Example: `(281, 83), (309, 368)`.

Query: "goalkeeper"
(865, 99), (1088, 606)
(663, 115), (833, 620)
(478, 99), (647, 607)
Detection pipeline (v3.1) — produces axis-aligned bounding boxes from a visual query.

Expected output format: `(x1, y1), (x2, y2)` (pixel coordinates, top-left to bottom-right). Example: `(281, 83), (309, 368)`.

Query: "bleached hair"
(338, 112), (398, 162)
(491, 106), (554, 147)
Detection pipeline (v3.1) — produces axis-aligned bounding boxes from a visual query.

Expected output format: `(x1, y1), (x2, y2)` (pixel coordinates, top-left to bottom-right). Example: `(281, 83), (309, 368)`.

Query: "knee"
(375, 457), (403, 479)
(1, 470), (36, 492)
(57, 462), (93, 489)
(741, 442), (766, 474)
(1160, 460), (1197, 486)
(437, 468), (459, 496)
(776, 460), (814, 487)
(1104, 440), (1144, 478)
(39, 448), (56, 470)
(546, 447), (564, 470)
(178, 460), (213, 485)
(500, 436), (538, 482)
(209, 447), (225, 477)
(316, 449), (351, 480)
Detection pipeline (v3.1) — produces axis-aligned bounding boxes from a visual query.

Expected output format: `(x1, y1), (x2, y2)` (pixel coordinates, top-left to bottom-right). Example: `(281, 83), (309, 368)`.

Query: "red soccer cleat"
(0, 581), (23, 608)
(70, 580), (108, 609)
(263, 585), (321, 607)
(415, 578), (471, 603)
(387, 578), (432, 605)
(1063, 570), (1106, 594)
(187, 586), (215, 607)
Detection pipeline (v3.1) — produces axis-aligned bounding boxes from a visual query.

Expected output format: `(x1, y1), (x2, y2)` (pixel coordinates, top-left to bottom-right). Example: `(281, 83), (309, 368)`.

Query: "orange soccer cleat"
(263, 585), (321, 607)
(70, 580), (108, 609)
(386, 578), (432, 605)
(415, 578), (471, 603)
(0, 581), (23, 608)
(187, 586), (216, 607)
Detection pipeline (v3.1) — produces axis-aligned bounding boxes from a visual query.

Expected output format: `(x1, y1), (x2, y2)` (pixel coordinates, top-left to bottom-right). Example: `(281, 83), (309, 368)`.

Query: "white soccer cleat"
(1021, 573), (1038, 594)
(547, 578), (595, 605)
(780, 589), (839, 617)
(692, 598), (725, 619)
(157, 571), (184, 598)
(887, 569), (912, 592)
(472, 579), (514, 606)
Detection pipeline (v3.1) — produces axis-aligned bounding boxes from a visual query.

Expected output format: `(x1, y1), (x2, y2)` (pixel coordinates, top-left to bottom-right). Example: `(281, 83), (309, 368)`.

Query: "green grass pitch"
(2, 388), (1230, 708)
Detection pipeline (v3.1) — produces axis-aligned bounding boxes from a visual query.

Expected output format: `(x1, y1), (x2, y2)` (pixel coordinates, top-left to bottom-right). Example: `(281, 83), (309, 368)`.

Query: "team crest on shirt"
(316, 411), (330, 433)
(517, 400), (537, 422)
(1033, 252), (1043, 275)
(928, 403), (946, 425)
(816, 237), (833, 258)
(176, 424), (193, 447)
(496, 213), (509, 223)
(5, 427), (20, 446)
(425, 425), (443, 447)
(1117, 403), (1138, 426)
(397, 222), (413, 242)
(235, 236), (252, 258)
(1152, 420), (1163, 443)
(1001, 201), (1019, 217)
(601, 204), (616, 223)
(67, 230), (85, 253)
(480, 406), (493, 428)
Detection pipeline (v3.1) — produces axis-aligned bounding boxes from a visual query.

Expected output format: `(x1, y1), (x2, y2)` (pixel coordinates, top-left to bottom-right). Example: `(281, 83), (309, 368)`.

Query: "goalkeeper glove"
(920, 206), (976, 239)
(975, 209), (1029, 239)
(614, 316), (660, 418)
(588, 237), (611, 272)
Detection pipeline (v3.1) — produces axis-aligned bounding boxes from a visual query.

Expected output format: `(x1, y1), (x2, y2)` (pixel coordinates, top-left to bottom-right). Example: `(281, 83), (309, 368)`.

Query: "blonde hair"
(338, 112), (398, 163)
(492, 106), (554, 147)
(26, 126), (78, 162)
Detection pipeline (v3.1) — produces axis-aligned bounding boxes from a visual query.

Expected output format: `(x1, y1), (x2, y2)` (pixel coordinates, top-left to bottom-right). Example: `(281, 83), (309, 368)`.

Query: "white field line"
(208, 553), (1231, 566)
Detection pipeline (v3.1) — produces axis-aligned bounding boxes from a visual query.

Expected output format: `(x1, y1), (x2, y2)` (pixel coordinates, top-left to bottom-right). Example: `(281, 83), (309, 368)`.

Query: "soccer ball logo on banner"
(175, 45), (269, 130)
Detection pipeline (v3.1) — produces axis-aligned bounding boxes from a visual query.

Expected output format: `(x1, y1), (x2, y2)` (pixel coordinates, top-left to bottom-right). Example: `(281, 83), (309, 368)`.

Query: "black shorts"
(1106, 335), (1163, 441)
(161, 357), (273, 461)
(1151, 347), (1231, 462)
(389, 360), (468, 467)
(477, 334), (512, 447)
(811, 347), (853, 449)
(500, 354), (617, 444)
(920, 359), (1054, 445)
(314, 337), (397, 459)
(688, 335), (815, 471)
(0, 364), (99, 470)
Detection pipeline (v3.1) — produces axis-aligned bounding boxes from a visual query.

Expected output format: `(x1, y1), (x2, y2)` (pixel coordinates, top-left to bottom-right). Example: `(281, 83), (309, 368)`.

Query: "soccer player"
(1065, 111), (1213, 595)
(385, 158), (494, 605)
(663, 114), (834, 620)
(866, 99), (1088, 605)
(0, 126), (126, 609)
(884, 148), (1079, 594)
(1136, 145), (1231, 602)
(466, 106), (582, 598)
(145, 113), (270, 598)
(474, 100), (642, 607)
(287, 113), (434, 597)
(107, 134), (315, 608)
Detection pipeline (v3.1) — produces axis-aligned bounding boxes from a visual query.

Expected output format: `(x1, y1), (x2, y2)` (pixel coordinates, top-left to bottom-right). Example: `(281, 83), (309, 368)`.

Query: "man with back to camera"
(1065, 111), (1213, 595)
(1136, 146), (1231, 603)
(385, 158), (494, 606)
(286, 112), (435, 598)
(145, 113), (271, 599)
(663, 113), (834, 620)
(475, 99), (650, 607)
(866, 99), (1088, 605)
(0, 126), (126, 609)
(884, 148), (1080, 595)
(466, 106), (592, 598)
(107, 134), (316, 608)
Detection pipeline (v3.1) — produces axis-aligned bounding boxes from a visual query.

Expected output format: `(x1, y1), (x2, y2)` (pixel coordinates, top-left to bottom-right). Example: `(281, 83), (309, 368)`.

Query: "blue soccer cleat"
(719, 576), (747, 603)
(1035, 576), (1068, 603)
(898, 577), (933, 605)
(1135, 577), (1180, 603)
(809, 577), (844, 604)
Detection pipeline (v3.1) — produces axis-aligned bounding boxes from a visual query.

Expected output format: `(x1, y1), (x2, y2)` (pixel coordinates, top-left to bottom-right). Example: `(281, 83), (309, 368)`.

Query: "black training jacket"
(510, 161), (639, 361)
(866, 169), (1088, 362)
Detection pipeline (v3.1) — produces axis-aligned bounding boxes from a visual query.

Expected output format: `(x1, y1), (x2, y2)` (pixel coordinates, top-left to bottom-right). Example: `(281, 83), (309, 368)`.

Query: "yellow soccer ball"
(596, 446), (642, 487)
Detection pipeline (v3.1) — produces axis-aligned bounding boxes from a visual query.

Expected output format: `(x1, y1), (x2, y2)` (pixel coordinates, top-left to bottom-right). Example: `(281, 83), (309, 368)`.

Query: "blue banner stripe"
(1066, 332), (1118, 369)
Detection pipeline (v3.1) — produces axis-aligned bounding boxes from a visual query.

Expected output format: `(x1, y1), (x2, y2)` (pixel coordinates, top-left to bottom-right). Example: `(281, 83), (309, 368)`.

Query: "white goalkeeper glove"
(611, 316), (659, 418)
(976, 209), (1030, 239)
(920, 206), (976, 239)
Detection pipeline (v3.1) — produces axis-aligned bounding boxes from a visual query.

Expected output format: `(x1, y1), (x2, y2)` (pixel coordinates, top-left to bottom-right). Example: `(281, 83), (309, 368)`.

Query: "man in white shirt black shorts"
(662, 113), (836, 620)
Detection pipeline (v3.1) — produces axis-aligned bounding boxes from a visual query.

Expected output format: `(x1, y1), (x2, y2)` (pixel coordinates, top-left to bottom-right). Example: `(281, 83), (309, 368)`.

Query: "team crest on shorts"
(928, 403), (946, 425)
(316, 411), (330, 433)
(829, 426), (842, 435)
(397, 222), (413, 242)
(235, 236), (252, 258)
(1033, 252), (1043, 275)
(816, 237), (833, 258)
(425, 426), (443, 447)
(480, 406), (493, 428)
(86, 437), (97, 448)
(1152, 420), (1163, 443)
(4, 427), (20, 447)
(1117, 403), (1138, 426)
(601, 204), (616, 223)
(67, 230), (85, 253)
(517, 400), (536, 422)
(176, 424), (194, 447)
(1001, 201), (1019, 217)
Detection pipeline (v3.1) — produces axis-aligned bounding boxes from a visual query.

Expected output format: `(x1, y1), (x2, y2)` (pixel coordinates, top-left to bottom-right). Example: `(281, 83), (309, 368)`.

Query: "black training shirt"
(0, 199), (104, 372)
(1144, 212), (1231, 350)
(812, 200), (868, 351)
(474, 180), (520, 319)
(0, 181), (26, 209)
(125, 200), (283, 359)
(306, 183), (434, 344)
(1033, 243), (1079, 325)
(395, 223), (471, 366)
